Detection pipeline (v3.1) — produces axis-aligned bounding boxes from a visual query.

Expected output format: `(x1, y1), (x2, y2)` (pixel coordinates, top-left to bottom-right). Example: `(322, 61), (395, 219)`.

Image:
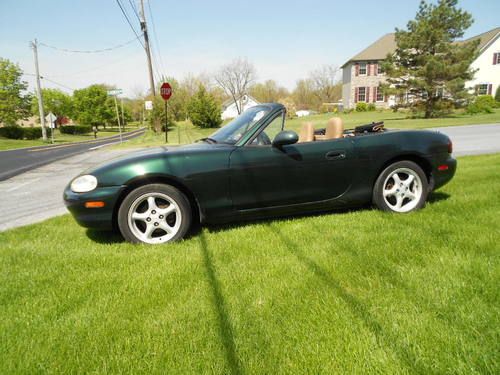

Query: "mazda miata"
(64, 103), (456, 244)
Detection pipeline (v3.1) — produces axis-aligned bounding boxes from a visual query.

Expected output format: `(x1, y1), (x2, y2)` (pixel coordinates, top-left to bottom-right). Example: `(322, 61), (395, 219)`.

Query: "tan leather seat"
(298, 122), (315, 143)
(316, 117), (344, 140)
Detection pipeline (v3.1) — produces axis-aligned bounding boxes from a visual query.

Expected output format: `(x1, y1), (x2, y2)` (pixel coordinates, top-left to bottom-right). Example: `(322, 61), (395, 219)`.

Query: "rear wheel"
(118, 184), (192, 244)
(373, 161), (428, 213)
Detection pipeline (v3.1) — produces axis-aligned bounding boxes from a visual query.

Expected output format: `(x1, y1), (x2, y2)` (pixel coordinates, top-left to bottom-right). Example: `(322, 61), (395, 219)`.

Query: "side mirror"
(272, 130), (299, 148)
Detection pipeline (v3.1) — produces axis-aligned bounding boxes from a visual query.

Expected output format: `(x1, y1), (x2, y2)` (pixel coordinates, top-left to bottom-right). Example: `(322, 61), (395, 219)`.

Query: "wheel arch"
(112, 174), (202, 230)
(375, 153), (434, 190)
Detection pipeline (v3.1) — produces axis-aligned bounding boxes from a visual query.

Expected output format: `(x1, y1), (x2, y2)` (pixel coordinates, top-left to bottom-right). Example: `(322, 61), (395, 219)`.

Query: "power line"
(115, 0), (146, 49)
(38, 34), (143, 54)
(23, 72), (75, 91)
(128, 0), (141, 22)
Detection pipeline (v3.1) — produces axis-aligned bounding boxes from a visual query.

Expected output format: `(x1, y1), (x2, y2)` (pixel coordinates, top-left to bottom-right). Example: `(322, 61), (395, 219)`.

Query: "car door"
(229, 115), (355, 211)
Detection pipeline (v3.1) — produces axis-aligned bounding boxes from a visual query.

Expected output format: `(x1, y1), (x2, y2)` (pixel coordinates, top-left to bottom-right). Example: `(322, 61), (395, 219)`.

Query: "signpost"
(160, 82), (172, 143)
(107, 89), (123, 143)
(45, 112), (57, 144)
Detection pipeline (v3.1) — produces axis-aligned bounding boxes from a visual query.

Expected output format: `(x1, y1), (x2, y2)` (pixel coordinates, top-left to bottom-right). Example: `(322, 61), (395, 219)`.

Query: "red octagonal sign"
(160, 82), (172, 101)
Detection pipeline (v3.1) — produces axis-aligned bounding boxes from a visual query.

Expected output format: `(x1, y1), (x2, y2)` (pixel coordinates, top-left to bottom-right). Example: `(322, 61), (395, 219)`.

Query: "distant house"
(341, 27), (500, 109)
(221, 95), (260, 120)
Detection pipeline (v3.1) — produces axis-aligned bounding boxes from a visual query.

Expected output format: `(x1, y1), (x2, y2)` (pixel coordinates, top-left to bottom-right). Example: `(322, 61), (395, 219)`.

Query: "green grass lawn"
(115, 109), (500, 149)
(1, 154), (498, 374)
(0, 126), (141, 151)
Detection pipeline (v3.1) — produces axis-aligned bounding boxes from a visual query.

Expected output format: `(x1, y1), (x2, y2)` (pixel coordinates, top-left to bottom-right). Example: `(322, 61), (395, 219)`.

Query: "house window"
(377, 64), (383, 75)
(358, 87), (366, 102)
(477, 84), (489, 95)
(359, 63), (367, 75)
(494, 52), (500, 65)
(376, 87), (384, 102)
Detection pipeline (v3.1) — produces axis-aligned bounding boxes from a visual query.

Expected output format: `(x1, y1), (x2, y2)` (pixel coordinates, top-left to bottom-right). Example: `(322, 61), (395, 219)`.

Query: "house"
(221, 95), (260, 120)
(341, 27), (500, 109)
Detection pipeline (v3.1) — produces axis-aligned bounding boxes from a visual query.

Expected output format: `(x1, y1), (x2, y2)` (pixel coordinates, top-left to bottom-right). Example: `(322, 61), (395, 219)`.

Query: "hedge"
(0, 126), (25, 139)
(59, 125), (92, 135)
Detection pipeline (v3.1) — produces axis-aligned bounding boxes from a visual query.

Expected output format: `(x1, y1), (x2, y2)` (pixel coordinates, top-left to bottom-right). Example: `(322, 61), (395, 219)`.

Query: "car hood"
(73, 142), (233, 187)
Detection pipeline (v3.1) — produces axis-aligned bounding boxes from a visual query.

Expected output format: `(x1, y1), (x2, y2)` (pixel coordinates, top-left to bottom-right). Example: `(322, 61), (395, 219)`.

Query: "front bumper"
(63, 185), (125, 230)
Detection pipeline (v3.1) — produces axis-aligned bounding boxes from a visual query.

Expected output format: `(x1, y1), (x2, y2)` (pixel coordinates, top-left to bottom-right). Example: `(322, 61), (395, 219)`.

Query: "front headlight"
(71, 175), (98, 193)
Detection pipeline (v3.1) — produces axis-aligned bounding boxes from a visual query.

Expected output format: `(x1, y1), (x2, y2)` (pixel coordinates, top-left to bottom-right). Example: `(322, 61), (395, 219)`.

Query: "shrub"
(367, 103), (376, 111)
(23, 127), (43, 140)
(466, 95), (495, 115)
(60, 125), (92, 135)
(495, 86), (500, 104)
(0, 125), (24, 139)
(187, 86), (222, 129)
(356, 102), (368, 112)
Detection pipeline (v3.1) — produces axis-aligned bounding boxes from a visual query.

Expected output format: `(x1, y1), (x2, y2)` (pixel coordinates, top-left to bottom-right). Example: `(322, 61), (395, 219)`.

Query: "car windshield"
(208, 106), (271, 144)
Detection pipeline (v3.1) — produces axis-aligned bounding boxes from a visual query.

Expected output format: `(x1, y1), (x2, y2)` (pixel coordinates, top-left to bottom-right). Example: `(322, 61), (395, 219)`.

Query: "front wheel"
(118, 184), (192, 244)
(373, 161), (428, 213)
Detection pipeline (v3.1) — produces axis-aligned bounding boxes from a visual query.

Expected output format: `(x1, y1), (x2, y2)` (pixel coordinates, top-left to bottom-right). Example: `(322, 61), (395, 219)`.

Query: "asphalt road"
(0, 123), (498, 232)
(431, 123), (500, 156)
(0, 128), (145, 181)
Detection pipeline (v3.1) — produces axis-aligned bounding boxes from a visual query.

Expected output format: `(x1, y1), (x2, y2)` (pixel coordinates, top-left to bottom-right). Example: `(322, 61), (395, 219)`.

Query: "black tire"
(373, 161), (428, 213)
(118, 184), (192, 244)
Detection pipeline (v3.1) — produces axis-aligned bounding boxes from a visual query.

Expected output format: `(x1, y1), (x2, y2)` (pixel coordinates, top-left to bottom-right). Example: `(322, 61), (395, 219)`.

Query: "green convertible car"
(64, 103), (456, 244)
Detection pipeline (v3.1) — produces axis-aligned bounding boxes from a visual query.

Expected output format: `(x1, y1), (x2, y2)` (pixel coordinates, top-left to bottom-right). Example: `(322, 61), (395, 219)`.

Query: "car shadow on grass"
(85, 229), (125, 244)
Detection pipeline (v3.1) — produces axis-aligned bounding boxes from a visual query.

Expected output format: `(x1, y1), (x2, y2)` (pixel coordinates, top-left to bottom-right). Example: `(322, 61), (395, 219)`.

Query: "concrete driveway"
(0, 123), (499, 232)
(0, 149), (134, 231)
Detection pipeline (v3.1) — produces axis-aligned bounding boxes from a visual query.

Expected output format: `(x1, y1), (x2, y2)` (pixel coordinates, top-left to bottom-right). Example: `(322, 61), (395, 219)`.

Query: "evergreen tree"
(383, 0), (479, 118)
(187, 86), (222, 129)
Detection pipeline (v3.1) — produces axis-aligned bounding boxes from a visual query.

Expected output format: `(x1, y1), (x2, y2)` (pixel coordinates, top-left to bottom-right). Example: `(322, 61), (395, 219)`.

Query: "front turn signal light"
(85, 201), (105, 208)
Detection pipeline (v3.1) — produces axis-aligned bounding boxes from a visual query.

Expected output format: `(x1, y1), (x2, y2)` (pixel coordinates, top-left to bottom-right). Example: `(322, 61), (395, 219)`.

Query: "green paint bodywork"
(64, 103), (456, 230)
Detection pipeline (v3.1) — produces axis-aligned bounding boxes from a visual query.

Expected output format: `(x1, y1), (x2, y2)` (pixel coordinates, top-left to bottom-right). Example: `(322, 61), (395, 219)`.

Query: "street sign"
(160, 82), (172, 101)
(107, 89), (123, 96)
(45, 112), (57, 124)
(145, 101), (153, 110)
(45, 112), (57, 143)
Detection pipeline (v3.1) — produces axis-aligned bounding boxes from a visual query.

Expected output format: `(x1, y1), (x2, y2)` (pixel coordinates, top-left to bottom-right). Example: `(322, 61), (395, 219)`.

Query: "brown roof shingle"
(342, 27), (500, 68)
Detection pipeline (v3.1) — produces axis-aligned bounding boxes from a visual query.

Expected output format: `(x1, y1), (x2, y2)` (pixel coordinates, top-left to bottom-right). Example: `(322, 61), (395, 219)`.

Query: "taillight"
(447, 139), (453, 154)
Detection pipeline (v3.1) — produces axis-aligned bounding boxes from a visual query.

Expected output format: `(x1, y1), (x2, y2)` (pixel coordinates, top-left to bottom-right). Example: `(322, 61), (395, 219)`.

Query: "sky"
(1, 0), (499, 97)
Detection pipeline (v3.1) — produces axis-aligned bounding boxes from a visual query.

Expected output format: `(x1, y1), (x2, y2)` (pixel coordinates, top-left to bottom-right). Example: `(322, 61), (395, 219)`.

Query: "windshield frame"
(208, 104), (282, 146)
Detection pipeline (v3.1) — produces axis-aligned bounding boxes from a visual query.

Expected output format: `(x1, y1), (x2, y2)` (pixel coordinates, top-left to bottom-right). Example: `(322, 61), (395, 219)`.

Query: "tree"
(72, 84), (114, 128)
(0, 58), (31, 125)
(278, 97), (297, 118)
(309, 64), (341, 104)
(214, 58), (256, 115)
(382, 0), (479, 118)
(250, 80), (289, 103)
(31, 88), (72, 119)
(292, 79), (321, 110)
(187, 86), (222, 129)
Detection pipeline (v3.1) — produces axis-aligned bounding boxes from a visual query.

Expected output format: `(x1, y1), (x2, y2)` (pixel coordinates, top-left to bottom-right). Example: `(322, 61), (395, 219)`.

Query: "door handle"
(325, 151), (346, 160)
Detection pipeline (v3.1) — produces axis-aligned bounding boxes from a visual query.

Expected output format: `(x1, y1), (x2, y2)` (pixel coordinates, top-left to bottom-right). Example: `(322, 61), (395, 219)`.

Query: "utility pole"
(139, 0), (156, 97)
(31, 39), (47, 141)
(121, 98), (125, 128)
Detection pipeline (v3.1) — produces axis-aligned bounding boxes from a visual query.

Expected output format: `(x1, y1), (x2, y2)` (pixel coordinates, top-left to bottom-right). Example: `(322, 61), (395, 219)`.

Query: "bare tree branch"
(214, 58), (256, 114)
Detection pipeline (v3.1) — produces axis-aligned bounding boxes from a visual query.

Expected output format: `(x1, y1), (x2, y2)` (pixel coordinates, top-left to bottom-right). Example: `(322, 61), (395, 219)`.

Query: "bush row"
(59, 125), (92, 135)
(0, 126), (44, 140)
(355, 102), (377, 112)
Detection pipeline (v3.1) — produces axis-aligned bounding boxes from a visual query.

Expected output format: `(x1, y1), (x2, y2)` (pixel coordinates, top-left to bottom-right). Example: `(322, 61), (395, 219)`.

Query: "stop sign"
(160, 82), (172, 101)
